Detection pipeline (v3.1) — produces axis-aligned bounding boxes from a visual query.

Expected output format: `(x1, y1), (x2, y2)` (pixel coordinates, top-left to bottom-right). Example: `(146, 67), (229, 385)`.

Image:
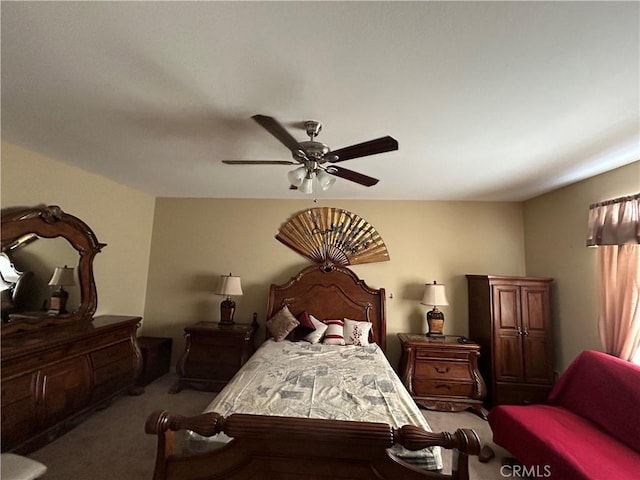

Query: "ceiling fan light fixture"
(300, 176), (314, 194)
(235, 115), (393, 193)
(287, 166), (307, 187)
(316, 169), (337, 191)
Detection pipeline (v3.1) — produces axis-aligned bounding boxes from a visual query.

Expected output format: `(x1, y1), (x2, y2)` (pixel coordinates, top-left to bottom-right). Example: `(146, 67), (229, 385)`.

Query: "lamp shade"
(421, 281), (449, 306)
(215, 274), (243, 297)
(287, 167), (307, 188)
(299, 176), (314, 194)
(316, 169), (337, 191)
(48, 266), (76, 287)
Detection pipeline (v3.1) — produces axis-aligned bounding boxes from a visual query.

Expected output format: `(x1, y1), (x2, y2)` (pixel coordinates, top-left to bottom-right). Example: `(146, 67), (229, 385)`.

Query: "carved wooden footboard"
(145, 410), (481, 480)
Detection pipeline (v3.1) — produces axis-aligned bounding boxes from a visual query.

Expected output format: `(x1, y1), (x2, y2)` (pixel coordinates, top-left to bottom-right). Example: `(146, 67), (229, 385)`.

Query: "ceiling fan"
(223, 115), (398, 193)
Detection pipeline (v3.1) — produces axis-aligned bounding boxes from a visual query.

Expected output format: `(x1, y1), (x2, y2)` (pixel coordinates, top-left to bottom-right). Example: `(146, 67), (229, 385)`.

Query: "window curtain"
(587, 194), (640, 362)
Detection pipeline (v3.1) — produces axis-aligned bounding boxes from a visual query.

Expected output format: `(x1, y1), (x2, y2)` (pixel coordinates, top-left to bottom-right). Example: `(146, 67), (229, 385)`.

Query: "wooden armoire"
(466, 275), (554, 406)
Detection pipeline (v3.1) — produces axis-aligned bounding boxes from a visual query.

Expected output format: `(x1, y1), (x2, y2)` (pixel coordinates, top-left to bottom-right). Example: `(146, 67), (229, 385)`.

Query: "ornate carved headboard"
(267, 263), (387, 351)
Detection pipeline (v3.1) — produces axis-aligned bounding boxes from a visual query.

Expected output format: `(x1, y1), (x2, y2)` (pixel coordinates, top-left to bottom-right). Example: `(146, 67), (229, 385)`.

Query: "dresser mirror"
(1, 205), (105, 335)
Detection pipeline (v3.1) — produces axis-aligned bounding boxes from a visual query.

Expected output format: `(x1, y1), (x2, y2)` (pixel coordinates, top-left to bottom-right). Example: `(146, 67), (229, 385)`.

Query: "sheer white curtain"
(587, 194), (640, 363)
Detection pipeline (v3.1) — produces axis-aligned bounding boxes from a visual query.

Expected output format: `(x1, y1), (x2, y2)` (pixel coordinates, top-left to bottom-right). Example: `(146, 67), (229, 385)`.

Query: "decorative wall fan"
(276, 207), (390, 266)
(223, 115), (398, 194)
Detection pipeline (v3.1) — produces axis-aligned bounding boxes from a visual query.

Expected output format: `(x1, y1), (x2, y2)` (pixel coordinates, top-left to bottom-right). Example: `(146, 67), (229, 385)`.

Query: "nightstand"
(397, 333), (488, 419)
(170, 321), (257, 393)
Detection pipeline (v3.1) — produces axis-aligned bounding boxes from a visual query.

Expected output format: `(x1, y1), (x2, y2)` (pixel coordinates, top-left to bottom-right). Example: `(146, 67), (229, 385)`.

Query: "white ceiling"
(2, 1), (638, 201)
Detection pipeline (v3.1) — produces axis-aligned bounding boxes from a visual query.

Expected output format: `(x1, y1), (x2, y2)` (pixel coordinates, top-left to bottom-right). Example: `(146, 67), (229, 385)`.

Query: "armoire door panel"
(523, 335), (554, 383)
(492, 285), (520, 330)
(521, 287), (549, 332)
(494, 334), (523, 381)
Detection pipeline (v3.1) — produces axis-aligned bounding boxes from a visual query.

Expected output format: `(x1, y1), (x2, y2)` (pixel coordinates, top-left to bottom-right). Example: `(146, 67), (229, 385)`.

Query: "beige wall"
(144, 198), (526, 367)
(1, 142), (155, 320)
(523, 160), (640, 370)
(7, 141), (635, 373)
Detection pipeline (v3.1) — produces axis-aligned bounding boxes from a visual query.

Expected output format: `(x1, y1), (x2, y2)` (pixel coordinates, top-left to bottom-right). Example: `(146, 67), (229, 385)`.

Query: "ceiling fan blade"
(252, 115), (304, 156)
(329, 136), (398, 163)
(325, 165), (379, 187)
(222, 160), (296, 165)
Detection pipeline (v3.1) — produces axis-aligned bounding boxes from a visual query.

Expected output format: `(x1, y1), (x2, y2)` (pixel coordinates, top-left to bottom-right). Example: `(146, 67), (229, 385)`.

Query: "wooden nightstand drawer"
(413, 379), (474, 398)
(415, 349), (470, 361)
(188, 345), (242, 365)
(414, 360), (471, 381)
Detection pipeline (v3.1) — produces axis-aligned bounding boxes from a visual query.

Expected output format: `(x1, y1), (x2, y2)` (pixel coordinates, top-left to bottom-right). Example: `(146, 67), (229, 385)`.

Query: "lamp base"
(48, 288), (68, 315)
(426, 308), (445, 337)
(219, 298), (236, 325)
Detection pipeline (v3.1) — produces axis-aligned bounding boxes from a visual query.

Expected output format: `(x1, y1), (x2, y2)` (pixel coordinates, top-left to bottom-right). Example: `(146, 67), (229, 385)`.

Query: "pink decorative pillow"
(286, 311), (317, 341)
(266, 305), (299, 342)
(304, 315), (328, 344)
(323, 319), (345, 345)
(344, 318), (372, 346)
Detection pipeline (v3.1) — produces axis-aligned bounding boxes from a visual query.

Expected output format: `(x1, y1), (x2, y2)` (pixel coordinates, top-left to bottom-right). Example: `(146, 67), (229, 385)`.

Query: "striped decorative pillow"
(322, 319), (345, 345)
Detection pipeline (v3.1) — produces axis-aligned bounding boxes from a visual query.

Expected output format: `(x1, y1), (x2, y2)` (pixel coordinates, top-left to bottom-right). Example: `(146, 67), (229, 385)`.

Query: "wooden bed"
(146, 263), (481, 480)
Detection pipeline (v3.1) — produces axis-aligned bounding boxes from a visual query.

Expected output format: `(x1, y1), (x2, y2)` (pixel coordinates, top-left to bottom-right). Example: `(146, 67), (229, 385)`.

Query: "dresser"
(1, 205), (143, 454)
(467, 275), (555, 406)
(1, 315), (142, 453)
(397, 334), (487, 419)
(171, 321), (257, 393)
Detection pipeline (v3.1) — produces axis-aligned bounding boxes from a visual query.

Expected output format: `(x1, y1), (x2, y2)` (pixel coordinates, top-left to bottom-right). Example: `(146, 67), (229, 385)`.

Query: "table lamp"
(48, 265), (76, 314)
(421, 281), (449, 337)
(215, 273), (243, 325)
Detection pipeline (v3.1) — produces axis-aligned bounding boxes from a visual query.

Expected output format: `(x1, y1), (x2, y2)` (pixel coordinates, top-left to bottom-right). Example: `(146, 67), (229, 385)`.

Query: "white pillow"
(344, 318), (372, 346)
(303, 315), (328, 344)
(322, 319), (345, 345)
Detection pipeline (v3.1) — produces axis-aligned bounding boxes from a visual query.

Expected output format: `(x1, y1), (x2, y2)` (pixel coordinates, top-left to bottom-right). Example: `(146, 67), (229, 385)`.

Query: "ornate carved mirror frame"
(1, 205), (105, 336)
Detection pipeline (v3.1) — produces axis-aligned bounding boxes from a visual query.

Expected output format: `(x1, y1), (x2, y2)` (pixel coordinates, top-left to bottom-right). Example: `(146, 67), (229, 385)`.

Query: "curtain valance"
(587, 193), (640, 246)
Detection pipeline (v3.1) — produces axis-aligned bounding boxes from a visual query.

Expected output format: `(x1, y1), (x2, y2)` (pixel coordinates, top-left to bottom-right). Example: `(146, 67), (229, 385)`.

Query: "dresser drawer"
(68, 328), (134, 357)
(1, 396), (38, 447)
(414, 360), (471, 381)
(94, 357), (134, 385)
(1, 373), (36, 404)
(413, 379), (474, 398)
(91, 341), (133, 369)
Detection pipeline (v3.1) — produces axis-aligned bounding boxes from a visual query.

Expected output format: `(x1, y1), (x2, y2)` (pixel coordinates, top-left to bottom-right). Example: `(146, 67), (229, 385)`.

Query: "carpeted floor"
(27, 373), (513, 479)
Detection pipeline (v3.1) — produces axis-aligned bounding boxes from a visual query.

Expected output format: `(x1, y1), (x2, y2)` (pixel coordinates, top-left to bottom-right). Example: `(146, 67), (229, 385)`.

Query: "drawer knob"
(435, 366), (450, 374)
(435, 384), (451, 390)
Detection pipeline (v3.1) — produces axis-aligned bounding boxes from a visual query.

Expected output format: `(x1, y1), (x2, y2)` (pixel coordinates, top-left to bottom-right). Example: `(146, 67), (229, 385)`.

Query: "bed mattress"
(190, 339), (443, 470)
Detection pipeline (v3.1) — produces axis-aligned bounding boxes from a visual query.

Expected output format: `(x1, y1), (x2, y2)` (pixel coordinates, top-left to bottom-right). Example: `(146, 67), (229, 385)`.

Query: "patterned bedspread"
(190, 339), (443, 470)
